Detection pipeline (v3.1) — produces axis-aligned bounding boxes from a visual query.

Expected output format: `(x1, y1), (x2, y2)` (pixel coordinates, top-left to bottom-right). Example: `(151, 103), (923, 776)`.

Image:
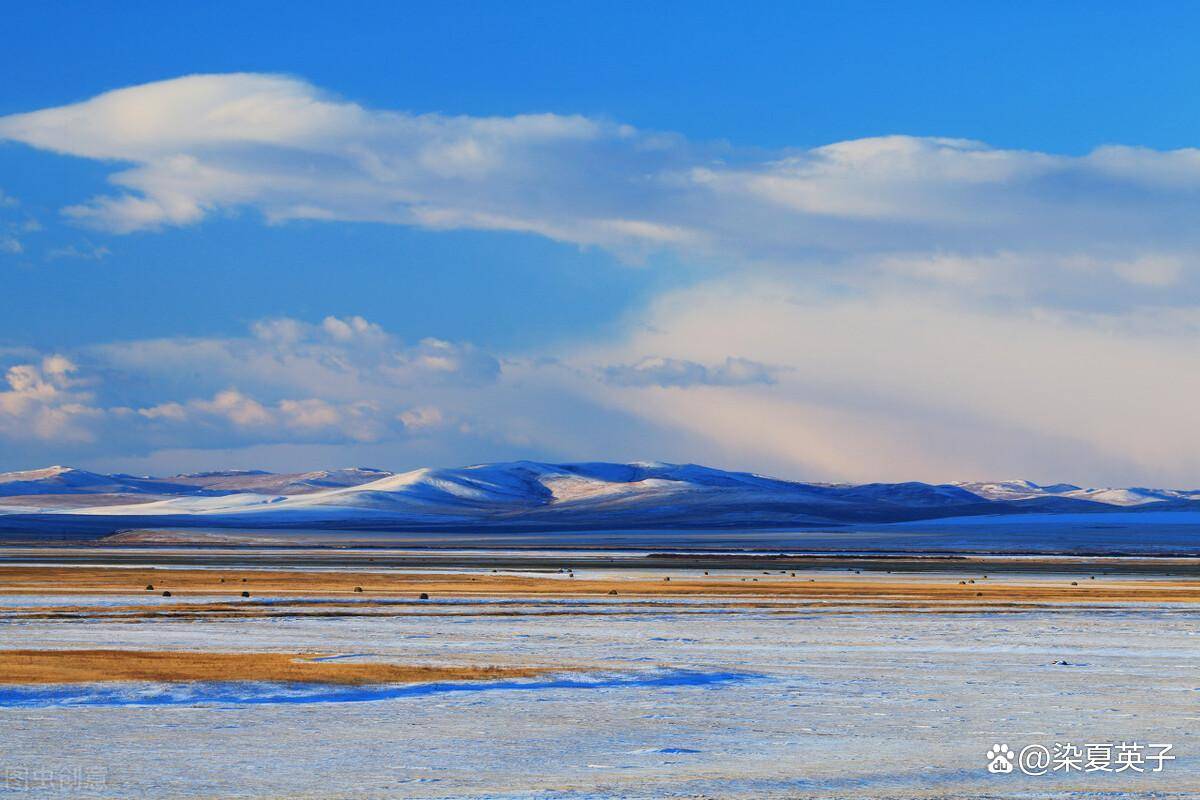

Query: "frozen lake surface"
(1, 589), (1197, 798)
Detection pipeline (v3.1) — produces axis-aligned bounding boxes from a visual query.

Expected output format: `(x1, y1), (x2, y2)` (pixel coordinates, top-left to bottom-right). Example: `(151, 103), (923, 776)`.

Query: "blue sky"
(3, 2), (1200, 484)
(8, 1), (1200, 152)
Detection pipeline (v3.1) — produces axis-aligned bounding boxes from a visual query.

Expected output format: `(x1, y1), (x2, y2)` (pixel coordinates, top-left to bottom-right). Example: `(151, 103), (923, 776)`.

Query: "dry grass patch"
(0, 566), (1197, 603)
(0, 649), (552, 685)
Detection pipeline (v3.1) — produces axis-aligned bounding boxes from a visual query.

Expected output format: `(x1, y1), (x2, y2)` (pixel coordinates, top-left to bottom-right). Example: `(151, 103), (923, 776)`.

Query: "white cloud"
(0, 316), (511, 460)
(398, 405), (444, 431)
(1109, 254), (1184, 288)
(0, 356), (101, 443)
(137, 401), (186, 422)
(95, 314), (500, 403)
(5, 301), (1200, 486)
(320, 314), (384, 343)
(0, 187), (35, 256)
(278, 397), (341, 429)
(5, 73), (1200, 302)
(193, 389), (273, 427)
(602, 356), (776, 387)
(3, 293), (1198, 487)
(0, 313), (703, 473)
(563, 277), (1200, 485)
(46, 243), (112, 261)
(7, 76), (1200, 482)
(136, 391), (389, 445)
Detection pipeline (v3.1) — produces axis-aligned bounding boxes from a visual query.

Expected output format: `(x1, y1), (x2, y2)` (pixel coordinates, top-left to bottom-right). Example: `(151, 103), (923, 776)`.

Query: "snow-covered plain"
(1, 579), (1197, 798)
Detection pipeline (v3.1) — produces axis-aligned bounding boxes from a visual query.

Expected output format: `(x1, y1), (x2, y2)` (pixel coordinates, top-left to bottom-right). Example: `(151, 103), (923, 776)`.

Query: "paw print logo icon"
(986, 744), (1015, 773)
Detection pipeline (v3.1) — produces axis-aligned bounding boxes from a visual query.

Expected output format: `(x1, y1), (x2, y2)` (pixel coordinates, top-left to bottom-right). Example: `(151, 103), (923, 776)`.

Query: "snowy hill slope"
(3, 460), (1200, 533)
(163, 468), (394, 495)
(0, 466), (193, 496)
(0, 466), (391, 499)
(954, 479), (1199, 507)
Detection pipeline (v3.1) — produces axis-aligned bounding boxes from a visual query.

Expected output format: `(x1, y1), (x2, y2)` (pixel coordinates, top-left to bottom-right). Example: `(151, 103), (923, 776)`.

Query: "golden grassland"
(3, 564), (1196, 686)
(0, 565), (1197, 603)
(0, 649), (551, 685)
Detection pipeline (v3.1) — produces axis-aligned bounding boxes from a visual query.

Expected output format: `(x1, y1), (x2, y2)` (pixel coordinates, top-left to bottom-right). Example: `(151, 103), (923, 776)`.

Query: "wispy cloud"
(0, 187), (38, 257)
(0, 315), (502, 457)
(0, 355), (101, 443)
(46, 243), (111, 261)
(4, 74), (1200, 307)
(6, 75), (1200, 483)
(4, 298), (1200, 485)
(574, 277), (1200, 484)
(601, 356), (776, 388)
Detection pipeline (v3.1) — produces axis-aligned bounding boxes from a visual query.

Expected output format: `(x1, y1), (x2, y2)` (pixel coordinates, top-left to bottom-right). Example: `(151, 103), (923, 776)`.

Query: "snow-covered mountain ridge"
(1, 461), (1198, 533)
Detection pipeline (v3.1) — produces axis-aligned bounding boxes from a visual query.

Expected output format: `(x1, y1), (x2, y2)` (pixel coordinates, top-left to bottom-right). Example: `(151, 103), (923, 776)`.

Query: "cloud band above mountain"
(3, 73), (1200, 294)
(4, 74), (1200, 485)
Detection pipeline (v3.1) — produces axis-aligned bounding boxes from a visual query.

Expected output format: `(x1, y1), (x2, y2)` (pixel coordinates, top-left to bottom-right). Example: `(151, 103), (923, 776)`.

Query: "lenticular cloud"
(4, 72), (1200, 273)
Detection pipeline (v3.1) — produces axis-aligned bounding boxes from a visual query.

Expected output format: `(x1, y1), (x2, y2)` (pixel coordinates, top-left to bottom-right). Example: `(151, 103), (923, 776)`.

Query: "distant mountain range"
(0, 465), (391, 498)
(3, 462), (1200, 540)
